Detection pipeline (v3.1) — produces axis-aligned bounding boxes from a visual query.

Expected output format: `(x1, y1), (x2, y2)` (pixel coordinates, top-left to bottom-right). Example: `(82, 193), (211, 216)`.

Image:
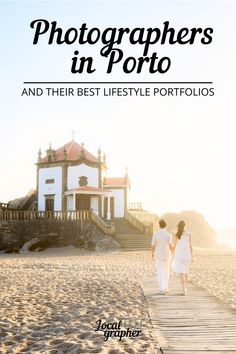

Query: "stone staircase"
(113, 218), (141, 235)
(113, 218), (152, 251)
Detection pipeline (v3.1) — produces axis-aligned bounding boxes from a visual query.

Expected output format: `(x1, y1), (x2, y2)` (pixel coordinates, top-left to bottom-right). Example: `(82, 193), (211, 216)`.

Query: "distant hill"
(131, 210), (218, 248)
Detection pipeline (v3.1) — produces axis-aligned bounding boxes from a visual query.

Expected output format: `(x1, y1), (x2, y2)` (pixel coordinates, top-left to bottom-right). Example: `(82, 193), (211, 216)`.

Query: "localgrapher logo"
(94, 318), (142, 341)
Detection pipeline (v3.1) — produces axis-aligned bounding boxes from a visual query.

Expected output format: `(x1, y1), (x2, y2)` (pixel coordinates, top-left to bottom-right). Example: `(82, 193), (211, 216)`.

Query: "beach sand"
(0, 248), (157, 354)
(0, 247), (235, 353)
(190, 247), (236, 310)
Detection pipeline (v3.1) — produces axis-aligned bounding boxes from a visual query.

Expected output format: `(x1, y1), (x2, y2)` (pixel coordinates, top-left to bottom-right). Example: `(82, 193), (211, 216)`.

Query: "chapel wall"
(67, 164), (99, 189)
(38, 166), (62, 211)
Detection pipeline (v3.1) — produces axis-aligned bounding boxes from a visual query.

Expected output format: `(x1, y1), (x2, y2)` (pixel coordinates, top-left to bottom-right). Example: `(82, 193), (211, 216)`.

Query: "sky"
(0, 0), (235, 229)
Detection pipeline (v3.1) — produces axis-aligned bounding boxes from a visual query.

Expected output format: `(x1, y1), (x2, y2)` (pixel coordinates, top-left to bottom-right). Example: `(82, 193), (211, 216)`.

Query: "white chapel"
(36, 140), (130, 219)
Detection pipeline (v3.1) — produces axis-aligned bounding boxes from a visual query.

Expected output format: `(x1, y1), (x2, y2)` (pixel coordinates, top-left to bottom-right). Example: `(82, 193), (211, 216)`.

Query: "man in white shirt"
(151, 219), (173, 294)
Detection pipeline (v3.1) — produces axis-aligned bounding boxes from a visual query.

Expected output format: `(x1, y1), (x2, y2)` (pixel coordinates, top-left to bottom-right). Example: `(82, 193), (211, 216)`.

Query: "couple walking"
(151, 219), (193, 295)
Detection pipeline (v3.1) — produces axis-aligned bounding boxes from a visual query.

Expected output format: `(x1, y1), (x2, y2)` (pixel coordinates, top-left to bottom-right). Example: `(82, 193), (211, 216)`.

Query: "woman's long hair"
(176, 220), (186, 240)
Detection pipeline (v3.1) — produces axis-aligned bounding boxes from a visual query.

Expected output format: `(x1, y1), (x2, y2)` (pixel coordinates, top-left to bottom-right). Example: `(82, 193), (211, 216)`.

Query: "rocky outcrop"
(20, 238), (40, 253)
(131, 210), (218, 248)
(96, 237), (121, 252)
(7, 189), (37, 211)
(0, 220), (121, 253)
(161, 211), (218, 247)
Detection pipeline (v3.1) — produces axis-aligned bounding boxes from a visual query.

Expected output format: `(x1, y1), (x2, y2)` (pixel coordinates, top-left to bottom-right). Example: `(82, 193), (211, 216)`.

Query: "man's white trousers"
(155, 259), (170, 292)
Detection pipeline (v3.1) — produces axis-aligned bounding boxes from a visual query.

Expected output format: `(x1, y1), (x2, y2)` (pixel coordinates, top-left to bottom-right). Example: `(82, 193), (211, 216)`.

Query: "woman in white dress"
(172, 220), (193, 295)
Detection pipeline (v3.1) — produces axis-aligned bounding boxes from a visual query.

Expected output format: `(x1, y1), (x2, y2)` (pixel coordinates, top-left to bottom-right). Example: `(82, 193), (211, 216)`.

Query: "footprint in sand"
(90, 348), (103, 353)
(13, 334), (26, 341)
(28, 331), (44, 338)
(141, 343), (150, 349)
(137, 349), (150, 353)
(78, 331), (91, 340)
(92, 338), (103, 346)
(78, 324), (91, 332)
(108, 350), (124, 354)
(0, 332), (8, 339)
(49, 338), (64, 345)
(28, 325), (42, 331)
(2, 340), (17, 347)
(52, 342), (76, 351)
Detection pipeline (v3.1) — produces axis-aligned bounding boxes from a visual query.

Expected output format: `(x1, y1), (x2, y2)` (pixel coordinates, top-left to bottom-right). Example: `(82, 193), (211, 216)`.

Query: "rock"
(161, 211), (218, 247)
(0, 219), (121, 253)
(20, 238), (40, 253)
(73, 238), (84, 248)
(96, 237), (121, 252)
(86, 240), (96, 251)
(29, 239), (51, 252)
(132, 210), (218, 248)
(33, 247), (44, 252)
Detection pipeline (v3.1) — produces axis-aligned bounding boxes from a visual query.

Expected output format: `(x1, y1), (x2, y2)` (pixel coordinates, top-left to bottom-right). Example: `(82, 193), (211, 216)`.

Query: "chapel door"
(76, 195), (90, 210)
(45, 195), (55, 218)
(45, 196), (54, 211)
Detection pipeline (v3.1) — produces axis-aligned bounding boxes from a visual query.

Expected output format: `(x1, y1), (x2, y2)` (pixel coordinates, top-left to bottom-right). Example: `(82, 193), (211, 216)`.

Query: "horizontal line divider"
(23, 81), (213, 85)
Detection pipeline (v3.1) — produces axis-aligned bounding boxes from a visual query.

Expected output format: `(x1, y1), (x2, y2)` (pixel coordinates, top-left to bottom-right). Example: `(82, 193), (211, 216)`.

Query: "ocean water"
(217, 229), (236, 250)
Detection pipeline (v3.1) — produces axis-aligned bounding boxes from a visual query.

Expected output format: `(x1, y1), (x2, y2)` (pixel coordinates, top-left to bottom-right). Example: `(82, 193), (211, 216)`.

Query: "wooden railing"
(0, 210), (90, 221)
(0, 210), (115, 236)
(125, 209), (153, 236)
(90, 210), (115, 235)
(129, 202), (143, 211)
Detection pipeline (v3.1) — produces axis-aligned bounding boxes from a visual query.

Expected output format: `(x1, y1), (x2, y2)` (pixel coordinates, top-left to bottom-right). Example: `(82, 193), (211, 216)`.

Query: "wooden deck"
(139, 275), (236, 354)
